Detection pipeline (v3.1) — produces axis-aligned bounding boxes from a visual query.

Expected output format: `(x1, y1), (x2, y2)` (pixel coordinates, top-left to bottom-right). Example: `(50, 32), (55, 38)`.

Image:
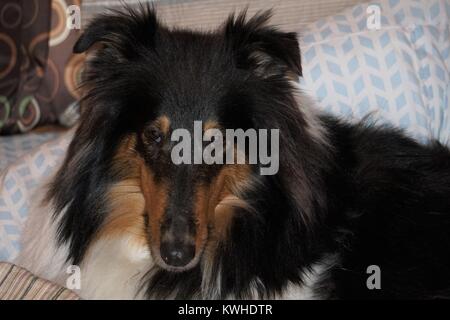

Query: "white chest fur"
(77, 236), (152, 299)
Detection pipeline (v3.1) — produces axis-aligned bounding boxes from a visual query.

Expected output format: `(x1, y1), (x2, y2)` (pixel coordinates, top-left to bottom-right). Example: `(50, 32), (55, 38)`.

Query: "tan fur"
(158, 115), (171, 136)
(140, 165), (168, 253)
(94, 135), (146, 247)
(100, 179), (146, 246)
(193, 186), (210, 253)
(208, 163), (254, 243)
(203, 120), (220, 132)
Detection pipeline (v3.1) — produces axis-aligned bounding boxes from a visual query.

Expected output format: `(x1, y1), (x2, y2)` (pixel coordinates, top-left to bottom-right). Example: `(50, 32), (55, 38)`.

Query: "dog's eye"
(143, 128), (163, 145)
(153, 133), (162, 144)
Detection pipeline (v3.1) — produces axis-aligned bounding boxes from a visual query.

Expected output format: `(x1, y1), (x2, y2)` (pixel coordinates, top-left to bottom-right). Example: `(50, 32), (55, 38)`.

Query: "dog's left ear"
(225, 10), (302, 78)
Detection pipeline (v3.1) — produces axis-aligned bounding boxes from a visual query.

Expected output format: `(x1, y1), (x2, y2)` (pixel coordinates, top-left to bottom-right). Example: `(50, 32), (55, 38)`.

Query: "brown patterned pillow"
(0, 0), (83, 135)
(0, 262), (80, 300)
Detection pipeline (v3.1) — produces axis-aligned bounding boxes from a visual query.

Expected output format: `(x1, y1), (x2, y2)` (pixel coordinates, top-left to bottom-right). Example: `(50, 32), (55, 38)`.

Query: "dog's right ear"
(73, 6), (159, 55)
(73, 18), (119, 53)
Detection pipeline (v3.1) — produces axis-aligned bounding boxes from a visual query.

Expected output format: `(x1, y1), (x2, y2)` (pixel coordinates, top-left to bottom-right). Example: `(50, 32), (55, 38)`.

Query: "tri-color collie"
(16, 7), (450, 299)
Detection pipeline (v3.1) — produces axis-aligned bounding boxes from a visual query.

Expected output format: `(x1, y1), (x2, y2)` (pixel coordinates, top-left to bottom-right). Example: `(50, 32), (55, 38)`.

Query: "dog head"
(51, 6), (308, 273)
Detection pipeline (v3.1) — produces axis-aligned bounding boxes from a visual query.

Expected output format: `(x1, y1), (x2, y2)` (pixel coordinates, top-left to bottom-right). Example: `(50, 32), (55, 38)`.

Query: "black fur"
(50, 6), (450, 299)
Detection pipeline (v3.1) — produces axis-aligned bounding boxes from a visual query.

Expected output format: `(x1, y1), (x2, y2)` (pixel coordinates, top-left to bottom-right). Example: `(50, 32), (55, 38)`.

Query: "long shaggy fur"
(17, 6), (450, 300)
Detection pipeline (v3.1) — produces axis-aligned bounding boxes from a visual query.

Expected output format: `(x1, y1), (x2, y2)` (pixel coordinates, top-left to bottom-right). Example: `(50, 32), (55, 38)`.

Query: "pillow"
(0, 262), (80, 299)
(0, 132), (59, 172)
(0, 0), (83, 135)
(0, 131), (71, 261)
(299, 0), (450, 145)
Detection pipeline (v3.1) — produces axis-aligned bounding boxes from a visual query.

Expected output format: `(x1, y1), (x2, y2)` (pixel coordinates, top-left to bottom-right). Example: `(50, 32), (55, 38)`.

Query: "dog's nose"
(160, 242), (195, 267)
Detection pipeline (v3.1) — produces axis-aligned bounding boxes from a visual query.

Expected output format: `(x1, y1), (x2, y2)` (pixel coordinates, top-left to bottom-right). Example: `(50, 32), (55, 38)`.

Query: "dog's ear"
(73, 18), (119, 53)
(225, 10), (301, 78)
(73, 6), (158, 55)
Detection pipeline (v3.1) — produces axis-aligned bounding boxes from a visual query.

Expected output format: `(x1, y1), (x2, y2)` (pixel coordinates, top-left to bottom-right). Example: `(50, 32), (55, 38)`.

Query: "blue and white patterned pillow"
(299, 0), (450, 145)
(0, 132), (70, 262)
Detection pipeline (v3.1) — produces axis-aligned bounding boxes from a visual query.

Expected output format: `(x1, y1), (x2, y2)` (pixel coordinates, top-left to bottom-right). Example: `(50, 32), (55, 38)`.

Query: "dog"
(16, 6), (450, 299)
